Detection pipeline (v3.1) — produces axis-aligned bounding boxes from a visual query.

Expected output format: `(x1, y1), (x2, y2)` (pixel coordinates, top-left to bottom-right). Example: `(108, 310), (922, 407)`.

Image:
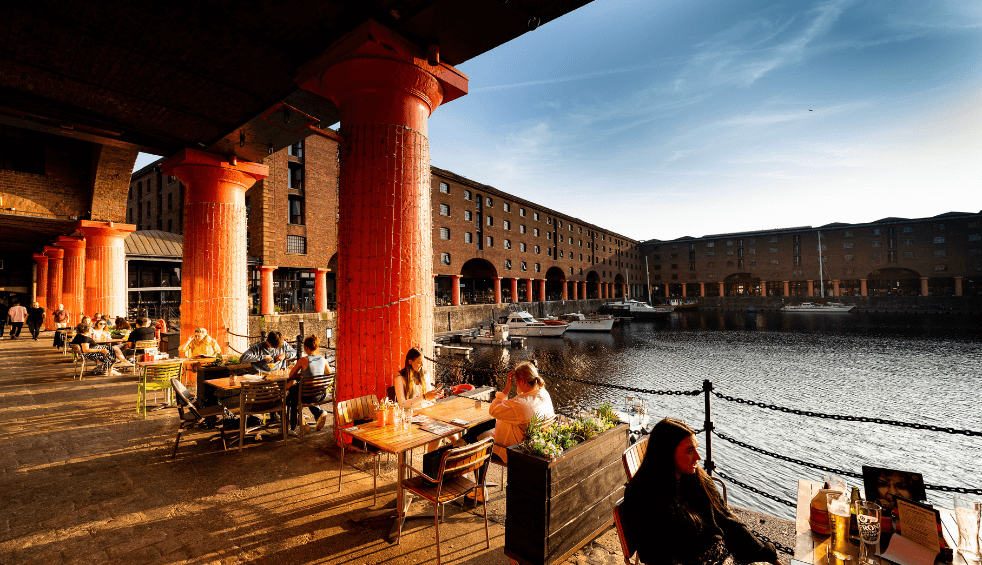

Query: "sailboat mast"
(818, 230), (825, 299)
(645, 256), (652, 306)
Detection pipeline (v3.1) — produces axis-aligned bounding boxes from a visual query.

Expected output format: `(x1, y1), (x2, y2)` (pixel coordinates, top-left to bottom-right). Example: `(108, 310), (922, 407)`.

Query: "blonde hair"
(514, 361), (546, 391)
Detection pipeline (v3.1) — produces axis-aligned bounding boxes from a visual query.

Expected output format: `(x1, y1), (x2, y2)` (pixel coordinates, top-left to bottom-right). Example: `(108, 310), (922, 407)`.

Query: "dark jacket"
(620, 472), (776, 565)
(26, 306), (45, 322)
(127, 326), (157, 346)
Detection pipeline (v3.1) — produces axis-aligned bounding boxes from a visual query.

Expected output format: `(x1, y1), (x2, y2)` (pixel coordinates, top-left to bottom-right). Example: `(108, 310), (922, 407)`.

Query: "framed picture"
(862, 465), (927, 515)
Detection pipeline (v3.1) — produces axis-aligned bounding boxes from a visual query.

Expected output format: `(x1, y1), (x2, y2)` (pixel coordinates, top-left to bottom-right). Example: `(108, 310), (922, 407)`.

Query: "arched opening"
(723, 272), (761, 297)
(545, 266), (566, 300)
(613, 273), (625, 298)
(585, 270), (600, 299)
(461, 258), (498, 304)
(867, 267), (921, 297)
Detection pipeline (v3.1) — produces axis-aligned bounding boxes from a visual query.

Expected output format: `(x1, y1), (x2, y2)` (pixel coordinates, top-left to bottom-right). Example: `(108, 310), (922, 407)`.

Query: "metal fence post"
(703, 379), (715, 476)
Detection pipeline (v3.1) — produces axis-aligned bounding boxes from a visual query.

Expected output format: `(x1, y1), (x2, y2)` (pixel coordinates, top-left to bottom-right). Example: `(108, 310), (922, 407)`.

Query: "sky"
(133, 0), (982, 242)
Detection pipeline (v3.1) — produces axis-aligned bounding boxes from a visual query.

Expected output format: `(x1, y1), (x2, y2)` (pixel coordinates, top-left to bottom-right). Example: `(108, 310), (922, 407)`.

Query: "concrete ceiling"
(0, 0), (594, 162)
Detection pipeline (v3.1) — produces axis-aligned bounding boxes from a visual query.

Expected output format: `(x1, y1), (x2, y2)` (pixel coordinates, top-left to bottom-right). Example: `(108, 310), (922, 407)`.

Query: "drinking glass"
(954, 494), (982, 564)
(827, 491), (854, 562)
(403, 407), (413, 431)
(854, 500), (881, 565)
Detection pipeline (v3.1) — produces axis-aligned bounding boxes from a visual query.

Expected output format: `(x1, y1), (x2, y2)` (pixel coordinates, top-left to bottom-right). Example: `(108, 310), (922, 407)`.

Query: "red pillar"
(920, 277), (929, 297)
(314, 268), (329, 313)
(783, 280), (790, 296)
(451, 275), (462, 306)
(807, 280), (814, 296)
(32, 253), (48, 310)
(580, 281), (587, 299)
(538, 279), (546, 302)
(622, 283), (628, 298)
(699, 283), (706, 297)
(832, 280), (840, 297)
(260, 266), (277, 315)
(510, 278), (519, 304)
(76, 221), (135, 319)
(571, 281), (578, 300)
(493, 277), (502, 304)
(562, 280), (569, 300)
(298, 22), (467, 404)
(526, 279), (534, 302)
(161, 150), (267, 354)
(717, 282), (724, 297)
(58, 236), (86, 326)
(44, 246), (65, 329)
(955, 277), (963, 297)
(860, 279), (867, 297)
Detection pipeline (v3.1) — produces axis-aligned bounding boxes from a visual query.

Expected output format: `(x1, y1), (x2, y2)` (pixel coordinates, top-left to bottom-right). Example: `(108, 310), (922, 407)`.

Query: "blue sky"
(135, 0), (982, 241)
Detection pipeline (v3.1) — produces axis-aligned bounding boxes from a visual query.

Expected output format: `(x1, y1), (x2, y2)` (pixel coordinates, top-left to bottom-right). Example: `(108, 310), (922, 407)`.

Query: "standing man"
(52, 304), (69, 328)
(0, 298), (8, 340)
(8, 299), (28, 339)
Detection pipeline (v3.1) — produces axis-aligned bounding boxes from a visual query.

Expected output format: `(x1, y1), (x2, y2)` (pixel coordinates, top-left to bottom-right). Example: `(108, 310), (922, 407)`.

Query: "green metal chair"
(137, 361), (183, 419)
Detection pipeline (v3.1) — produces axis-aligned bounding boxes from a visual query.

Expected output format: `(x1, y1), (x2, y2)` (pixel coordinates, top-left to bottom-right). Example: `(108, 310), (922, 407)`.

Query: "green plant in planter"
(521, 402), (618, 460)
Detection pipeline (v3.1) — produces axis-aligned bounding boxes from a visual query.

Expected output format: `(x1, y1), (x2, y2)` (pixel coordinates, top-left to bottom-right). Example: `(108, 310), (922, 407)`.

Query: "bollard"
(703, 379), (715, 476)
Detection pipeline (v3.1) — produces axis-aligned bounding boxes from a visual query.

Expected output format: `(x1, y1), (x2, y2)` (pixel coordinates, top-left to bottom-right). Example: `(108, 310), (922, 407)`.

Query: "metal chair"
(398, 437), (495, 564)
(613, 501), (639, 565)
(70, 344), (91, 380)
(137, 361), (183, 418)
(170, 378), (227, 458)
(296, 374), (334, 443)
(130, 339), (159, 374)
(237, 379), (288, 451)
(335, 394), (380, 504)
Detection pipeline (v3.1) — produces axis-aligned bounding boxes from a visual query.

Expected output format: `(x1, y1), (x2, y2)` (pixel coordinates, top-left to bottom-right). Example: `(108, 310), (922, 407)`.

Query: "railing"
(423, 353), (981, 556)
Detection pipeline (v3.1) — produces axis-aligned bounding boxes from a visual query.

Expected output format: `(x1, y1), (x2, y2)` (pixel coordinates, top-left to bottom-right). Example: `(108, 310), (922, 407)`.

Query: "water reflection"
(452, 311), (981, 519)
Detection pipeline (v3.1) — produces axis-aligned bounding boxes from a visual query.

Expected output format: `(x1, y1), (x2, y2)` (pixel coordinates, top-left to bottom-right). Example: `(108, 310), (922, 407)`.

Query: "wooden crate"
(504, 423), (629, 565)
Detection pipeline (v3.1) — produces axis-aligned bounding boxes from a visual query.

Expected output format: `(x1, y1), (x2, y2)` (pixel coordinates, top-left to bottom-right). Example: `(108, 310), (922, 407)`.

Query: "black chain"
(713, 391), (982, 437)
(715, 469), (795, 509)
(426, 354), (702, 397)
(715, 431), (982, 494)
(748, 529), (794, 557)
(715, 431), (861, 479)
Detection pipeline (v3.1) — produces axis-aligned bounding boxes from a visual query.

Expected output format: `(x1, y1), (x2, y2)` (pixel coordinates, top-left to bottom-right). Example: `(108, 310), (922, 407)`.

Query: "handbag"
(421, 445), (453, 484)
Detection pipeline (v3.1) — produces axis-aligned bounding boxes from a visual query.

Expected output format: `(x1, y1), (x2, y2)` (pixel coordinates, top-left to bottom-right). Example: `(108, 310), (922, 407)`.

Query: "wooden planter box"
(504, 423), (630, 565)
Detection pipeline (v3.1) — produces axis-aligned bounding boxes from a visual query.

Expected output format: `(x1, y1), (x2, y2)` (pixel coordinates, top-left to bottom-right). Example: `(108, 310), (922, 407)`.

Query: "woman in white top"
(394, 347), (444, 409)
(481, 361), (556, 464)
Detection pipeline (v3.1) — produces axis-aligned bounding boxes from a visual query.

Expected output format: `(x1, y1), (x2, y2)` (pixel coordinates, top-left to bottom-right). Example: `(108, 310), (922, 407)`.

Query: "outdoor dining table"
(343, 408), (467, 542)
(416, 395), (495, 429)
(794, 478), (963, 564)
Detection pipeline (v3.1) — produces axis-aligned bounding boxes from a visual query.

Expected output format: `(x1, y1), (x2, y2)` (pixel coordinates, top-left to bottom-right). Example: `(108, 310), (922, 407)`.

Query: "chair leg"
(280, 407), (287, 444)
(372, 454), (378, 506)
(218, 426), (227, 450)
(239, 414), (246, 452)
(172, 426), (183, 459)
(338, 446), (344, 492)
(482, 483), (490, 549)
(434, 501), (442, 565)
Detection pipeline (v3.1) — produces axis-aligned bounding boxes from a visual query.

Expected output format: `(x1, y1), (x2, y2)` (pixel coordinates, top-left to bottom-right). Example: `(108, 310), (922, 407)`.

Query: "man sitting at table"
(241, 331), (295, 373)
(122, 317), (157, 357)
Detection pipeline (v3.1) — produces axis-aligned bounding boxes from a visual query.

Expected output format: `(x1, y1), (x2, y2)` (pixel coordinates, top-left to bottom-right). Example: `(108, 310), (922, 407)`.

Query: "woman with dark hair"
(620, 418), (780, 565)
(393, 347), (444, 409)
(285, 334), (332, 436)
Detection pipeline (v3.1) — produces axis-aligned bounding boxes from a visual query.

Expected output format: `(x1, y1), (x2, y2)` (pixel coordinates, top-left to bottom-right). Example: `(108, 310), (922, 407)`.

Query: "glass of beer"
(827, 491), (854, 562)
(954, 495), (982, 564)
(855, 500), (881, 564)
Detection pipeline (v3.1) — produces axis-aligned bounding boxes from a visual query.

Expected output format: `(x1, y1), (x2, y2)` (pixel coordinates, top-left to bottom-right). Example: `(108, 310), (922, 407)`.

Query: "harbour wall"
(433, 299), (605, 334)
(694, 295), (982, 314)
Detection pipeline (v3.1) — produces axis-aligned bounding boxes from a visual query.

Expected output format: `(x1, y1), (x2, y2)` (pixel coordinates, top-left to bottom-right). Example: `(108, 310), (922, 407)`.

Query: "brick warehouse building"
(642, 211), (982, 299)
(127, 137), (644, 316)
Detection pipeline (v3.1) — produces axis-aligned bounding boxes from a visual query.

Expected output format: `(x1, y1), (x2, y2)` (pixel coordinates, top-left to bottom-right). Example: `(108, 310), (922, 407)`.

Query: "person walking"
(26, 301), (46, 341)
(8, 299), (27, 339)
(0, 299), (8, 340)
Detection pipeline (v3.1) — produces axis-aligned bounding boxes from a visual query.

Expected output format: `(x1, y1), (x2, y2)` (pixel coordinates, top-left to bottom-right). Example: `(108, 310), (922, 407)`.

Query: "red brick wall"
(0, 135), (93, 219)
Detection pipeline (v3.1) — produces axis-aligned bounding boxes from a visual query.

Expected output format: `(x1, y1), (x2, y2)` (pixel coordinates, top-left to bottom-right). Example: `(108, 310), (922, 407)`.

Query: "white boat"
(781, 230), (857, 314)
(781, 302), (856, 313)
(500, 311), (568, 337)
(613, 397), (649, 433)
(556, 312), (615, 332)
(460, 323), (518, 346)
(599, 299), (673, 319)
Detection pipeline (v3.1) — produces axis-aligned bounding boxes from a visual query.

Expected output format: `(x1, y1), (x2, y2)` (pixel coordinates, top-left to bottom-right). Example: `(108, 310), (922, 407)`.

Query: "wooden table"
(795, 479), (964, 564)
(417, 395), (494, 429)
(343, 419), (463, 542)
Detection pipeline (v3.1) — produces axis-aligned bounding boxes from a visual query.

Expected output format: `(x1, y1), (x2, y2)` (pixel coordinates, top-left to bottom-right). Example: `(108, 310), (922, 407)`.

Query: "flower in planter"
(521, 402), (618, 460)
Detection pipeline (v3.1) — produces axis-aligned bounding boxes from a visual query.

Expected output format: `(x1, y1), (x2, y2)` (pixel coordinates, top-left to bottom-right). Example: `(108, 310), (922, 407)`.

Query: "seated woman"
(181, 327), (221, 358)
(114, 317), (131, 340)
(285, 334), (332, 436)
(619, 418), (779, 565)
(394, 348), (446, 451)
(479, 361), (555, 464)
(90, 319), (112, 342)
(71, 322), (121, 376)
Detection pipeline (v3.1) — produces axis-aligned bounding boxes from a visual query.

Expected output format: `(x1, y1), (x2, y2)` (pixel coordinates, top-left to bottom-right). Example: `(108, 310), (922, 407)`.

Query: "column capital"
(162, 148), (268, 182)
(260, 265), (278, 272)
(297, 20), (468, 112)
(44, 245), (65, 259)
(75, 220), (136, 240)
(314, 267), (330, 274)
(33, 252), (48, 265)
(57, 235), (86, 252)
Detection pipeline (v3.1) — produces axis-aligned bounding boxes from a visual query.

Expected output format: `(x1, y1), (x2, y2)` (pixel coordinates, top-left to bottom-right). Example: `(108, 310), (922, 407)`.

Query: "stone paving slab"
(0, 332), (793, 565)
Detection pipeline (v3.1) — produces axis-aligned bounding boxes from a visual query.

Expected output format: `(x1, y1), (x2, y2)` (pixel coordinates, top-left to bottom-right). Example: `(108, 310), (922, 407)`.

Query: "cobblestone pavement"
(0, 333), (793, 565)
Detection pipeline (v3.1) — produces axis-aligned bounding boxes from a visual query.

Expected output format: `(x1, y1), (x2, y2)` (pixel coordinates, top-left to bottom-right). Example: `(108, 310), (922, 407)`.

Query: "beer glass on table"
(827, 491), (854, 562)
(854, 500), (881, 564)
(955, 494), (982, 564)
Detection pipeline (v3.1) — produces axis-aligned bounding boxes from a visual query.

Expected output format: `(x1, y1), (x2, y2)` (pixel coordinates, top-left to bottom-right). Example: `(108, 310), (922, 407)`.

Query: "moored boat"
(557, 312), (615, 332)
(598, 299), (673, 319)
(500, 311), (568, 337)
(781, 301), (856, 313)
(668, 298), (699, 310)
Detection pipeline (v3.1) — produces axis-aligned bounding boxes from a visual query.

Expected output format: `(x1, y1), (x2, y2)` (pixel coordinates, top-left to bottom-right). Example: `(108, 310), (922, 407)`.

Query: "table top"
(203, 375), (285, 391)
(342, 420), (462, 455)
(417, 396), (494, 429)
(137, 357), (216, 368)
(794, 478), (962, 565)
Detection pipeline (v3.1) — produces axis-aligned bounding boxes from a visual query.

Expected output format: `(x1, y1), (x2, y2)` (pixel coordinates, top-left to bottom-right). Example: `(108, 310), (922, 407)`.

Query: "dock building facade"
(126, 141), (645, 316)
(641, 212), (982, 299)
